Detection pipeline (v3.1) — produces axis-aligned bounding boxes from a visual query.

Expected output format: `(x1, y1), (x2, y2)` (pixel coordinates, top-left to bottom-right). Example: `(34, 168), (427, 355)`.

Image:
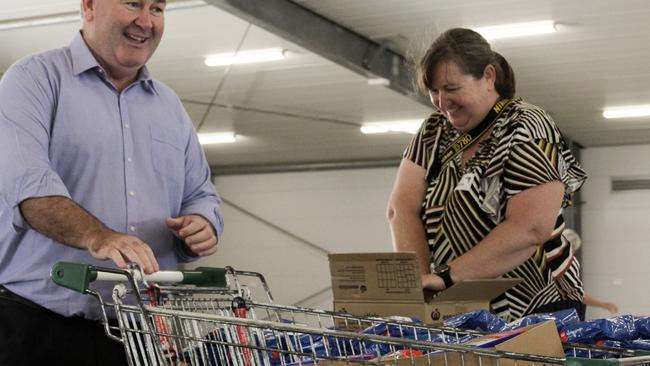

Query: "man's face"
(83, 0), (165, 78)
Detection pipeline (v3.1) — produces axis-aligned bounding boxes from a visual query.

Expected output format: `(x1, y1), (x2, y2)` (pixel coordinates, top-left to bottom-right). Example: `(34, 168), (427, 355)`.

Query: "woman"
(387, 28), (587, 321)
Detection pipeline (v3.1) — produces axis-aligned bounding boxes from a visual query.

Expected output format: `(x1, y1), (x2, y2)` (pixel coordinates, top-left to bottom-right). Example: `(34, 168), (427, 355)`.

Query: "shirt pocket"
(150, 125), (185, 194)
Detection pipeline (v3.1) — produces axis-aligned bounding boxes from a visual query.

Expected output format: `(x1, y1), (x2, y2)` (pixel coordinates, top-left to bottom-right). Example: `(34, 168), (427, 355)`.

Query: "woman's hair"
(416, 28), (516, 98)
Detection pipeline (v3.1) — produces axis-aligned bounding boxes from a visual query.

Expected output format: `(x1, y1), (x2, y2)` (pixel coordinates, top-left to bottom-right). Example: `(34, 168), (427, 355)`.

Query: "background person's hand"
(166, 215), (218, 256)
(421, 273), (446, 291)
(86, 230), (159, 274)
(603, 301), (619, 314)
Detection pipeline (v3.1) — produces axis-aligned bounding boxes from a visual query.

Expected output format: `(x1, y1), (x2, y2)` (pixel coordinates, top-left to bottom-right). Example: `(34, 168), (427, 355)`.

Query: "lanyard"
(427, 98), (511, 182)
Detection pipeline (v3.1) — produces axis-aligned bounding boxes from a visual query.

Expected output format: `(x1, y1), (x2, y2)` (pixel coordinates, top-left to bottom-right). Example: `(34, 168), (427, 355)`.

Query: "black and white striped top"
(404, 98), (587, 321)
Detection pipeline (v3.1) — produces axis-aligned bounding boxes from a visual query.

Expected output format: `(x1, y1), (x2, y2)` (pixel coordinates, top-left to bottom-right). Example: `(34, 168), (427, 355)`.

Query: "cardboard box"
(376, 320), (564, 366)
(329, 252), (520, 324)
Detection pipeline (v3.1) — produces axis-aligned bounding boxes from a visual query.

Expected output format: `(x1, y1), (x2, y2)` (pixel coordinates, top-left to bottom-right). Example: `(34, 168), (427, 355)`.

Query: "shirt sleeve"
(501, 106), (587, 206)
(403, 113), (445, 169)
(0, 62), (71, 230)
(173, 102), (224, 262)
(503, 139), (561, 198)
(403, 121), (429, 168)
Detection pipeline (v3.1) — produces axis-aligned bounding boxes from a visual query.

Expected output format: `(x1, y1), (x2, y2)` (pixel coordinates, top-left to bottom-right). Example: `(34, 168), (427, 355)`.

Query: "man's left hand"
(166, 215), (218, 256)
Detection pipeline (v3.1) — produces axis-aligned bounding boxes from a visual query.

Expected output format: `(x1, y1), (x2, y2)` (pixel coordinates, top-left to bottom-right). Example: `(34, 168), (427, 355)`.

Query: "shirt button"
(128, 191), (135, 196)
(129, 225), (136, 232)
(124, 124), (130, 129)
(127, 157), (132, 163)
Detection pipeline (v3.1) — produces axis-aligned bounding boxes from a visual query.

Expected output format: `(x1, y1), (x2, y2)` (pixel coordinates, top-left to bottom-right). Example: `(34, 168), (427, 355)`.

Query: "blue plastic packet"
(504, 309), (580, 332)
(596, 315), (638, 340)
(443, 309), (506, 332)
(561, 320), (602, 343)
(622, 339), (650, 351)
(635, 316), (650, 338)
(561, 315), (638, 343)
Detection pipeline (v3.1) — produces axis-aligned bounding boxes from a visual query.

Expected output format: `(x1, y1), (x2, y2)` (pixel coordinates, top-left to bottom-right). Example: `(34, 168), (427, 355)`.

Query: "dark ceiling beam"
(204, 0), (430, 107)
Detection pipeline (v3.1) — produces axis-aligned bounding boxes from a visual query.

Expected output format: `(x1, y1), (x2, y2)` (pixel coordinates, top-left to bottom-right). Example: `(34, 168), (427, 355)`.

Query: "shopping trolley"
(51, 262), (650, 366)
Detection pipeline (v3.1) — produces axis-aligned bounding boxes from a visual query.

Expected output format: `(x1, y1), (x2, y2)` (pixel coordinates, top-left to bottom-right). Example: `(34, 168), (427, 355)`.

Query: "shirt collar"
(70, 31), (158, 94)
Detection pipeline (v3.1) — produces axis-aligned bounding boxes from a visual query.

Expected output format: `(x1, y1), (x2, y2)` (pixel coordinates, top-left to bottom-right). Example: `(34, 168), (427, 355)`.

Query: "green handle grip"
(51, 262), (228, 293)
(51, 262), (97, 293)
(184, 267), (227, 287)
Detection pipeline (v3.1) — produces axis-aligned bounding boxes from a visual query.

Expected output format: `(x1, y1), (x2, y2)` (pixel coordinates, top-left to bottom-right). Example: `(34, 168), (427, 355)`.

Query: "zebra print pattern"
(404, 98), (587, 321)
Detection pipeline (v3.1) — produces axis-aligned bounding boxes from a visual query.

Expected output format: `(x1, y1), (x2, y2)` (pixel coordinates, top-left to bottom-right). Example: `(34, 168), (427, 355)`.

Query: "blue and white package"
(503, 308), (580, 332)
(634, 316), (650, 338)
(561, 315), (639, 343)
(594, 315), (638, 340)
(443, 309), (506, 332)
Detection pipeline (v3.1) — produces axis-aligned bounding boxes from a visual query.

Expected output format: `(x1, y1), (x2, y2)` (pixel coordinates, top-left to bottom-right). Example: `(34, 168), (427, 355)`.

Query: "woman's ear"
(483, 64), (497, 86)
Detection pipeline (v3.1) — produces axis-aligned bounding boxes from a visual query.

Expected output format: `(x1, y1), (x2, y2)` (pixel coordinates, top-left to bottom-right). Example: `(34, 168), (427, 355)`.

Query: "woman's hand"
(421, 274), (446, 291)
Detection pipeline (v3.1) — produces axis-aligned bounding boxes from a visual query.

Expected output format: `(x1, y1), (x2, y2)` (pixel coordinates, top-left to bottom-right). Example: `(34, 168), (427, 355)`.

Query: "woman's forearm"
(389, 209), (431, 274)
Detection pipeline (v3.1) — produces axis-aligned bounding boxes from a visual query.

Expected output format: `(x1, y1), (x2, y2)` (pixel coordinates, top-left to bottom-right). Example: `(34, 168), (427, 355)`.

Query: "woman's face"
(428, 60), (498, 132)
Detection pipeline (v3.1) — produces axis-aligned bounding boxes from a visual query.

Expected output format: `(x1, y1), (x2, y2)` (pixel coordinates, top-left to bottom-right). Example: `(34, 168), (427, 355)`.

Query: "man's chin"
(118, 57), (149, 70)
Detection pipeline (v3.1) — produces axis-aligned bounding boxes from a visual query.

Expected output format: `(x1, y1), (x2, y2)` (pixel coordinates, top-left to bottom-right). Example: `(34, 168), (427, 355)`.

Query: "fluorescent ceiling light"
(204, 48), (285, 67)
(0, 14), (79, 31)
(0, 1), (205, 32)
(198, 132), (236, 145)
(474, 20), (556, 40)
(603, 105), (650, 119)
(367, 77), (390, 86)
(360, 120), (422, 134)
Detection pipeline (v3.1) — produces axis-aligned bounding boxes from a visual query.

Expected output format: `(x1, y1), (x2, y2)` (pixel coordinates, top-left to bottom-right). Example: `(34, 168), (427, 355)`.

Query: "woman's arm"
(423, 180), (565, 290)
(584, 294), (619, 314)
(387, 158), (430, 275)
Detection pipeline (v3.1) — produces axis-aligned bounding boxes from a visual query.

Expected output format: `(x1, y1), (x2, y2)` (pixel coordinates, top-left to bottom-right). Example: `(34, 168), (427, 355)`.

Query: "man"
(0, 0), (223, 364)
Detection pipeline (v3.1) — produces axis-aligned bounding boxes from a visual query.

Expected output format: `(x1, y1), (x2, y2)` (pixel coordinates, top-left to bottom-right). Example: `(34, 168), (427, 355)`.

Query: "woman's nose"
(429, 90), (446, 110)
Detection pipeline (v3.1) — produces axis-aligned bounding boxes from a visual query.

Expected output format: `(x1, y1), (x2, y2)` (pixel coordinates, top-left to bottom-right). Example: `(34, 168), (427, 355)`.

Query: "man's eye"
(125, 2), (140, 9)
(151, 6), (165, 16)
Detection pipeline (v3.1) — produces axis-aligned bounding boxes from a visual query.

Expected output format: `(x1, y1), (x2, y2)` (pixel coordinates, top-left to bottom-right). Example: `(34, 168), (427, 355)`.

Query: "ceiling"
(2, 0), (650, 172)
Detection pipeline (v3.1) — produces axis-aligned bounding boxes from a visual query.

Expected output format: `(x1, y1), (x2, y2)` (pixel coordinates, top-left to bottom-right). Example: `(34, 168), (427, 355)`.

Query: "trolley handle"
(50, 261), (227, 293)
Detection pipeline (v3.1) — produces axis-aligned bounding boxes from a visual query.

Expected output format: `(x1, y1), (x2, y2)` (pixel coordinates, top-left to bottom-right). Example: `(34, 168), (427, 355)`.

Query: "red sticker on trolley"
(147, 285), (176, 360)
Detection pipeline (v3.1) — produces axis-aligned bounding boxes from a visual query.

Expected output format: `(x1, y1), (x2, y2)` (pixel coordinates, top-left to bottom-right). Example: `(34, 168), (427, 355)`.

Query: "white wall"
(580, 144), (650, 319)
(193, 146), (650, 320)
(193, 167), (398, 310)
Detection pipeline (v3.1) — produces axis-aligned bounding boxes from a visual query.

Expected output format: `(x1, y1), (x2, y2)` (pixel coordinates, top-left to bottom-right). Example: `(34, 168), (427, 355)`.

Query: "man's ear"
(80, 0), (95, 22)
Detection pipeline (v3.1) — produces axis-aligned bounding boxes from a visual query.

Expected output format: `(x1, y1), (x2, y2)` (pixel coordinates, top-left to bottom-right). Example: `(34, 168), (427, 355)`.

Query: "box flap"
(329, 252), (418, 262)
(495, 320), (564, 357)
(428, 278), (521, 302)
(329, 252), (423, 302)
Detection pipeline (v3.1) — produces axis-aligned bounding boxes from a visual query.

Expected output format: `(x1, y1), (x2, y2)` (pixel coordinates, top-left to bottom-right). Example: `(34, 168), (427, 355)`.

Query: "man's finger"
(106, 248), (127, 269)
(187, 239), (216, 253)
(178, 219), (204, 239)
(184, 228), (213, 245)
(166, 217), (184, 230)
(119, 245), (153, 274)
(142, 244), (159, 272)
(196, 246), (218, 257)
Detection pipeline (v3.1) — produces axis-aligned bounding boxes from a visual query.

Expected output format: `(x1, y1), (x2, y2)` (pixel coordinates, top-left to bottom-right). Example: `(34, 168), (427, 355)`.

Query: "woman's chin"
(450, 119), (470, 132)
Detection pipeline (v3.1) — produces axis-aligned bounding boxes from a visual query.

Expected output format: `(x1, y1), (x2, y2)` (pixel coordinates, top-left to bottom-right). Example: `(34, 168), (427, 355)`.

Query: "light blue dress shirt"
(0, 32), (224, 319)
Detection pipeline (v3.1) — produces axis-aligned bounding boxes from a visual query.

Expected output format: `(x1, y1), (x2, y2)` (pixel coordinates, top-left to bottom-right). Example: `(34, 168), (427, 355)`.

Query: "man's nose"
(134, 8), (153, 29)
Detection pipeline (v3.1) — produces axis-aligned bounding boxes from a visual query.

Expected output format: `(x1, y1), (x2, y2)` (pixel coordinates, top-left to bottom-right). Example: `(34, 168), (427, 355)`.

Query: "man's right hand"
(20, 196), (160, 274)
(86, 231), (159, 274)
